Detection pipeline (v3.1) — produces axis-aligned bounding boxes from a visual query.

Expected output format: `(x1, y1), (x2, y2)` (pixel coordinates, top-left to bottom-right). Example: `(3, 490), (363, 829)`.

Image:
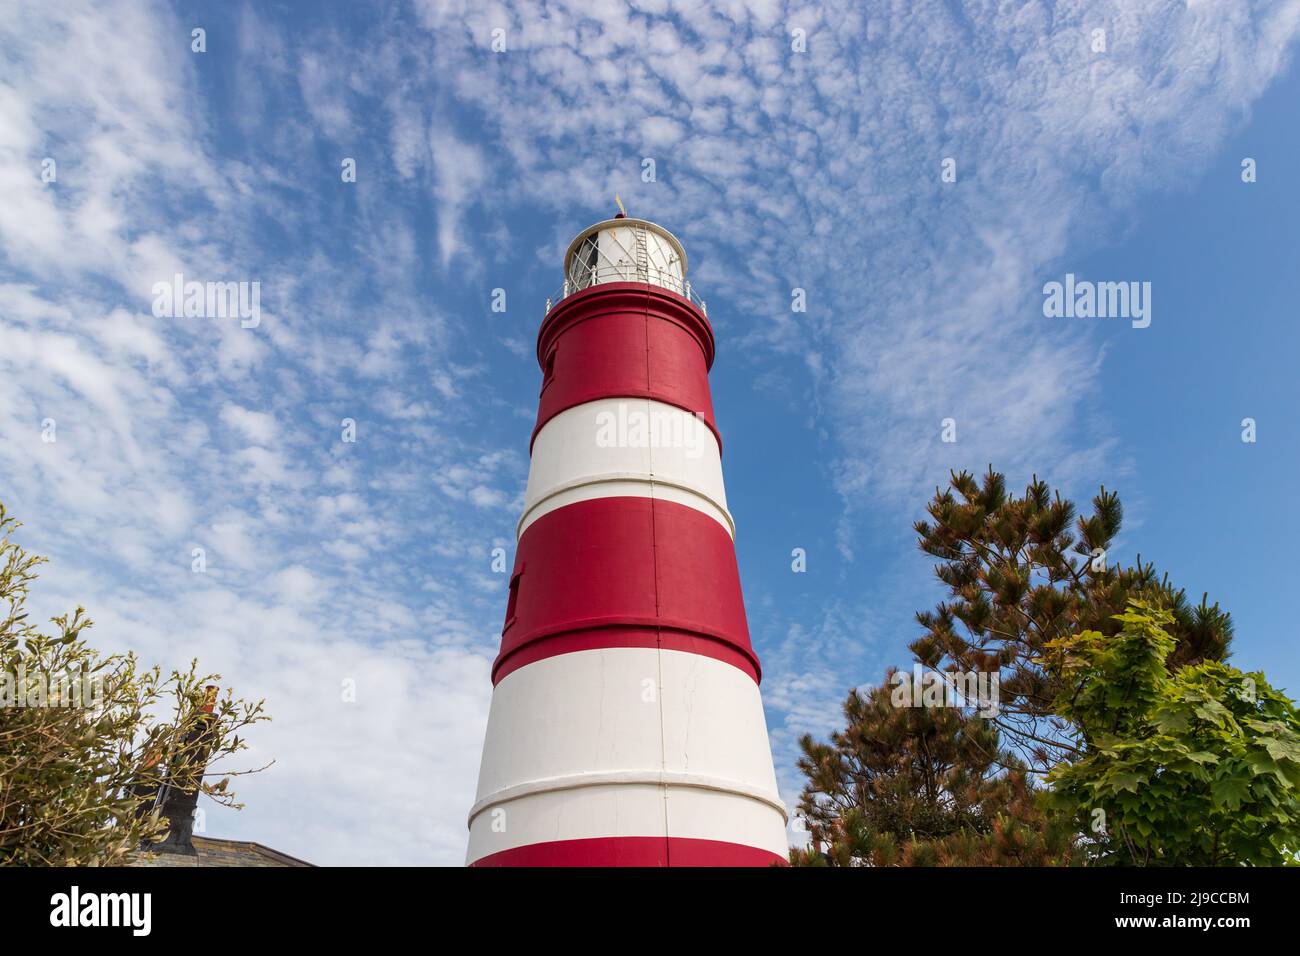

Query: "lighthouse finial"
(614, 194), (626, 219)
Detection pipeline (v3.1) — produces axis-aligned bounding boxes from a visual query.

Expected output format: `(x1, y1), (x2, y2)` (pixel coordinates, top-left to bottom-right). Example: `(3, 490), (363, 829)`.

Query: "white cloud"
(430, 132), (487, 269)
(220, 403), (278, 445)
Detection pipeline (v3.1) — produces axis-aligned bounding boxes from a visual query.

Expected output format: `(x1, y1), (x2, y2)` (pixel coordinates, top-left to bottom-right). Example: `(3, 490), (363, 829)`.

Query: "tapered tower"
(466, 212), (788, 866)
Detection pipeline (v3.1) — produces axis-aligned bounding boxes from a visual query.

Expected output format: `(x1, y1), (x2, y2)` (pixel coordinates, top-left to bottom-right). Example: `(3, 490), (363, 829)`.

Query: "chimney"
(143, 685), (218, 856)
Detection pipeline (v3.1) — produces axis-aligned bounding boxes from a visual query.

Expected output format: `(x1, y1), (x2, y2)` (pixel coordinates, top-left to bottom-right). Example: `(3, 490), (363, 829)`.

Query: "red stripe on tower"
(466, 214), (788, 866)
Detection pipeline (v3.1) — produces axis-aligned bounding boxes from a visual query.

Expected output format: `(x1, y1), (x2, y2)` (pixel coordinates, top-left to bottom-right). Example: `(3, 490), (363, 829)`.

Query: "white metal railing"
(545, 264), (708, 316)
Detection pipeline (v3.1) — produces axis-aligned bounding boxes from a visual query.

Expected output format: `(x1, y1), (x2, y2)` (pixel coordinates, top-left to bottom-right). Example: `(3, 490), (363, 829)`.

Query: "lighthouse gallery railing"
(545, 264), (708, 317)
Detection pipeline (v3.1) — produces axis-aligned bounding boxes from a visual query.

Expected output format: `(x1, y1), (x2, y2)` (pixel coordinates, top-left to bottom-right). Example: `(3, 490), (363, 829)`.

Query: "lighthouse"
(466, 212), (789, 866)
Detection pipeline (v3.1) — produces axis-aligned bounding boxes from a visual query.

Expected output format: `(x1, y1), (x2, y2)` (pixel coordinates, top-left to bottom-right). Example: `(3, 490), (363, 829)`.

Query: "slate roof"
(133, 836), (313, 867)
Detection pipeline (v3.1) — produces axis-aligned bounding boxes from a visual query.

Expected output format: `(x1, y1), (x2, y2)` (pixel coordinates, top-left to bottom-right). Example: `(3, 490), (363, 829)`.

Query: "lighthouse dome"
(551, 217), (705, 315)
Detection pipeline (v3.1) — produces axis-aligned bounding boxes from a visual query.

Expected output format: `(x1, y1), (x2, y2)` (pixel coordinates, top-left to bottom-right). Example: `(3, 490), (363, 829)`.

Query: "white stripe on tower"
(519, 396), (733, 539)
(467, 647), (787, 862)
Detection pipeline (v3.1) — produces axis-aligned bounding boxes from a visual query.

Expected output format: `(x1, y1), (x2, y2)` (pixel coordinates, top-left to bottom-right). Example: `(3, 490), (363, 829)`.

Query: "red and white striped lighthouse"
(466, 213), (788, 866)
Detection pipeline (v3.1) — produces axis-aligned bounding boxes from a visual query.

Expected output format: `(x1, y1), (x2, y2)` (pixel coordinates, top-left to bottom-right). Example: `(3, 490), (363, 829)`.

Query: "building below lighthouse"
(466, 212), (788, 866)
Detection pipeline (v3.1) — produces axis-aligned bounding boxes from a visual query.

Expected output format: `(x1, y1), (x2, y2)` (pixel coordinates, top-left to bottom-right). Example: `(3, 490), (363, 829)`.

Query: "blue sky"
(2, 0), (1298, 865)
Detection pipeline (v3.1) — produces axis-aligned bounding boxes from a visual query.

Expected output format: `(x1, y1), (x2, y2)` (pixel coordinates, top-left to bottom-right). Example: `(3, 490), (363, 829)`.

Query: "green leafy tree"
(0, 503), (269, 866)
(791, 668), (1077, 866)
(911, 467), (1232, 772)
(1044, 602), (1300, 866)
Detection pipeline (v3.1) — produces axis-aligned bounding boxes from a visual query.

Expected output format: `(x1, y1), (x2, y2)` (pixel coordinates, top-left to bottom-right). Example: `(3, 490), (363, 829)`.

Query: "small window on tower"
(541, 348), (557, 394)
(504, 565), (524, 631)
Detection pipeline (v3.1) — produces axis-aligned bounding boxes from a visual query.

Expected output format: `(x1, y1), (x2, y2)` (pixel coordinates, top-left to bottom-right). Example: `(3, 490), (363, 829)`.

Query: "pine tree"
(910, 467), (1232, 772)
(791, 668), (1077, 866)
(792, 467), (1240, 866)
